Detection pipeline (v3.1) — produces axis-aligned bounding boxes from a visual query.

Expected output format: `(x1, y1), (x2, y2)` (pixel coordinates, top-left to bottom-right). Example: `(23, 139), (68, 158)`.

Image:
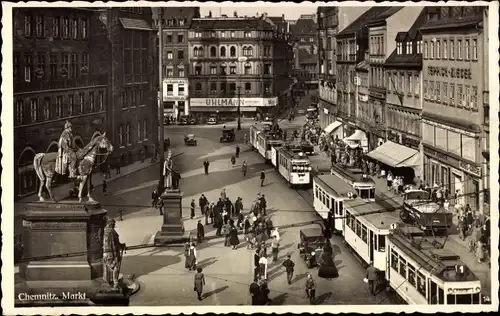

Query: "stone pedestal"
(154, 189), (190, 245)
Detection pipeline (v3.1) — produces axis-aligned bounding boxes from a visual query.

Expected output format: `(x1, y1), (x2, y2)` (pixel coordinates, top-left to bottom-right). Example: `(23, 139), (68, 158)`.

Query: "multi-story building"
(97, 8), (157, 167)
(154, 7), (200, 119)
(317, 6), (369, 130)
(187, 14), (292, 119)
(378, 8), (430, 178)
(481, 7), (490, 214)
(335, 7), (390, 142)
(291, 17), (318, 90)
(13, 8), (108, 199)
(419, 6), (487, 213)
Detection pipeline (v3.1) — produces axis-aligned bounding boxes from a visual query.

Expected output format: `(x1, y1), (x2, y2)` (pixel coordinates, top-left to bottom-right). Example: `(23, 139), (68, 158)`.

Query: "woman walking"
(229, 222), (240, 250)
(187, 243), (197, 270)
(194, 267), (206, 301)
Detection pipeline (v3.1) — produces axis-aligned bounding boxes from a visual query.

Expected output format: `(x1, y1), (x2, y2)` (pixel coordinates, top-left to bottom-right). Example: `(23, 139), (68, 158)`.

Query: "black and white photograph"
(1, 1), (498, 314)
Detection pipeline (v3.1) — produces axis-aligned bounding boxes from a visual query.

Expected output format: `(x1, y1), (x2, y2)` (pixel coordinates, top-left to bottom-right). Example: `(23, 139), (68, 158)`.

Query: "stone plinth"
(154, 189), (190, 245)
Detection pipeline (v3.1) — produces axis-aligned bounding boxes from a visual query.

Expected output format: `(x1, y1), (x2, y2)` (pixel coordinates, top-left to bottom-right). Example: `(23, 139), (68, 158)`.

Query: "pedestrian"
(231, 155), (236, 166)
(194, 267), (206, 301)
(115, 161), (121, 175)
(172, 169), (181, 189)
(365, 261), (378, 296)
(237, 210), (244, 230)
(187, 243), (197, 271)
(249, 277), (260, 305)
(102, 180), (107, 196)
(184, 242), (190, 269)
(215, 212), (223, 236)
(223, 222), (231, 247)
(260, 171), (266, 187)
(151, 189), (159, 208)
(203, 160), (210, 175)
(244, 133), (249, 144)
(197, 220), (205, 244)
(220, 188), (227, 200)
(258, 278), (271, 305)
(199, 194), (207, 215)
(260, 194), (267, 216)
(244, 216), (251, 235)
(270, 227), (280, 243)
(235, 197), (243, 216)
(476, 240), (485, 263)
(235, 144), (241, 158)
(190, 199), (196, 219)
(158, 198), (164, 215)
(259, 255), (268, 280)
(204, 204), (210, 225)
(253, 250), (261, 279)
(282, 254), (295, 284)
(229, 222), (240, 250)
(266, 217), (273, 236)
(386, 172), (393, 189)
(222, 207), (229, 225)
(458, 216), (467, 240)
(305, 273), (316, 305)
(271, 236), (280, 262)
(242, 161), (248, 177)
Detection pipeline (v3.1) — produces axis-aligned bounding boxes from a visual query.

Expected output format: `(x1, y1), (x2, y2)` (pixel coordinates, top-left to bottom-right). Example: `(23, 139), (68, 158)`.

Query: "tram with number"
(272, 144), (312, 187)
(249, 122), (284, 162)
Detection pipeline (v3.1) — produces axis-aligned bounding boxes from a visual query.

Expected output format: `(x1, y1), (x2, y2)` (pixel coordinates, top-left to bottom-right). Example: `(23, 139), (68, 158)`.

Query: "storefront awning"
(324, 121), (342, 134)
(190, 106), (257, 112)
(367, 141), (419, 168)
(344, 129), (367, 142)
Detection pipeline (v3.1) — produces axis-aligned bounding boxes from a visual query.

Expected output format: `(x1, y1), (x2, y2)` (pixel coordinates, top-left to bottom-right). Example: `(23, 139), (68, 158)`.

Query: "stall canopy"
(343, 129), (367, 148)
(367, 141), (420, 168)
(324, 121), (342, 134)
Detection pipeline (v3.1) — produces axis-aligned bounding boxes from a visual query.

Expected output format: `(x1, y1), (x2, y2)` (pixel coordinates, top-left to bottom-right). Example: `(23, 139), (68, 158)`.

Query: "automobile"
(179, 115), (189, 125)
(184, 133), (197, 146)
(297, 227), (326, 268)
(297, 109), (306, 115)
(264, 114), (275, 122)
(300, 142), (315, 155)
(220, 128), (235, 143)
(207, 115), (218, 125)
(189, 117), (197, 125)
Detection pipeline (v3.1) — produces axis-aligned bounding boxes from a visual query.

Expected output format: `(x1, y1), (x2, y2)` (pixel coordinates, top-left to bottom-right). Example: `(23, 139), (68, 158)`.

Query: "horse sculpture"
(33, 133), (114, 203)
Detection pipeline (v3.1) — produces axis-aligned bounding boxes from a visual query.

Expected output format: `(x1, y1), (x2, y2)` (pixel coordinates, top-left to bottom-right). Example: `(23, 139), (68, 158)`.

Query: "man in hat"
(55, 120), (78, 178)
(103, 218), (126, 289)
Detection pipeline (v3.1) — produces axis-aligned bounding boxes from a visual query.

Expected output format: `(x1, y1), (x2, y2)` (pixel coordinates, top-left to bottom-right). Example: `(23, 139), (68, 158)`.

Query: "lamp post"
(237, 56), (247, 131)
(158, 9), (165, 193)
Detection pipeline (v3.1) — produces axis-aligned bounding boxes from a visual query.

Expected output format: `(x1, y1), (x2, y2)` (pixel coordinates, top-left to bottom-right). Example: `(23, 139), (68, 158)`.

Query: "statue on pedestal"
(33, 121), (114, 202)
(103, 218), (126, 289)
(163, 150), (174, 191)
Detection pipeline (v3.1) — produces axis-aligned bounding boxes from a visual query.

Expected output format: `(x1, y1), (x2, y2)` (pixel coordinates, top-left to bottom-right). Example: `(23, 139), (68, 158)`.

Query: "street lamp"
(158, 9), (165, 193)
(237, 56), (247, 131)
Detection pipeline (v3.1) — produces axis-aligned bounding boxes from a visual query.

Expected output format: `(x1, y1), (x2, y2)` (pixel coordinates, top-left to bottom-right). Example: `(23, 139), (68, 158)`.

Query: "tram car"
(387, 224), (483, 305)
(273, 145), (312, 187)
(249, 122), (284, 162)
(331, 163), (376, 202)
(401, 189), (453, 233)
(312, 174), (356, 234)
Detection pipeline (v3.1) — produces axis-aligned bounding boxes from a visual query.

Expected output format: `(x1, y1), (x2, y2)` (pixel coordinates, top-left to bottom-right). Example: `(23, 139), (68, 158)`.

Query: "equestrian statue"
(33, 121), (114, 203)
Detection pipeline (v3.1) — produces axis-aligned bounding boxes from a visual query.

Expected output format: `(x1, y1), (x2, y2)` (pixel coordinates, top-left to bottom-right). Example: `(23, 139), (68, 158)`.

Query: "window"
(72, 18), (78, 39)
(457, 84), (463, 106)
(137, 121), (142, 142)
(361, 225), (367, 244)
(194, 32), (202, 38)
(220, 31), (226, 38)
(228, 83), (236, 94)
(414, 74), (419, 96)
(43, 97), (50, 120)
(68, 95), (74, 116)
(430, 41), (434, 59)
(379, 235), (386, 251)
(166, 68), (173, 77)
(244, 31), (251, 38)
(195, 65), (202, 75)
(79, 93), (84, 113)
(243, 46), (253, 57)
(24, 55), (32, 82)
(457, 40), (462, 60)
(417, 272), (426, 296)
(264, 82), (271, 94)
(407, 42), (412, 54)
(450, 39), (455, 59)
(423, 41), (428, 58)
(443, 83), (448, 104)
(407, 73), (412, 96)
(211, 31), (216, 38)
(220, 65), (227, 75)
(179, 19), (184, 26)
(118, 125), (123, 146)
(230, 46), (236, 57)
(178, 68), (185, 77)
(472, 39), (477, 60)
(436, 82), (441, 102)
(166, 35), (172, 43)
(443, 40), (448, 59)
(70, 54), (78, 79)
(450, 83), (455, 106)
(429, 81), (434, 100)
(25, 15), (33, 36)
(264, 64), (271, 75)
(231, 31), (235, 38)
(16, 100), (24, 124)
(220, 83), (226, 94)
(178, 85), (185, 96)
(98, 91), (104, 111)
(62, 17), (69, 38)
(407, 263), (416, 286)
(56, 96), (62, 118)
(210, 65), (217, 75)
(195, 83), (202, 93)
(436, 40), (440, 59)
(390, 249), (399, 271)
(465, 39), (470, 60)
(177, 34), (184, 43)
(465, 85), (471, 108)
(471, 86), (478, 110)
(143, 119), (147, 140)
(178, 50), (184, 59)
(245, 82), (251, 93)
(53, 17), (60, 38)
(30, 98), (38, 122)
(166, 84), (173, 96)
(220, 47), (226, 57)
(126, 123), (131, 145)
(49, 54), (57, 79)
(417, 40), (422, 54)
(230, 65), (236, 74)
(35, 15), (44, 37)
(36, 53), (45, 79)
(167, 51), (173, 59)
(423, 80), (428, 99)
(399, 257), (407, 277)
(210, 83), (217, 94)
(81, 18), (88, 39)
(210, 47), (216, 57)
(244, 64), (251, 75)
(397, 42), (402, 54)
(89, 92), (95, 112)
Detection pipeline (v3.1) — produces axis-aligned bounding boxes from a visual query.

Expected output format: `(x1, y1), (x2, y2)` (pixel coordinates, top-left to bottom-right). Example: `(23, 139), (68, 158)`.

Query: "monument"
(154, 150), (190, 245)
(15, 122), (137, 306)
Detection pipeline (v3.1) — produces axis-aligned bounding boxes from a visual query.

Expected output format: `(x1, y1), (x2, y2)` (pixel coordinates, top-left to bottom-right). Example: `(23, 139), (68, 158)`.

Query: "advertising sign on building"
(190, 97), (278, 107)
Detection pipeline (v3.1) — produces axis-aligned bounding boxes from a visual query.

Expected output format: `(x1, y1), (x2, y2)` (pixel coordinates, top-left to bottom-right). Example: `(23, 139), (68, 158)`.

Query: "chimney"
(209, 10), (212, 18)
(282, 14), (285, 19)
(234, 11), (238, 17)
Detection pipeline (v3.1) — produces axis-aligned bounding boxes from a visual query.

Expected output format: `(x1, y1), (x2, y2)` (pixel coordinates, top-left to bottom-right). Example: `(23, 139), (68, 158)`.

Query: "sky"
(199, 5), (317, 20)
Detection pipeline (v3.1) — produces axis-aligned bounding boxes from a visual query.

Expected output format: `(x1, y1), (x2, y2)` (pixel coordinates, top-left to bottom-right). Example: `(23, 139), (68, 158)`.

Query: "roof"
(315, 174), (356, 198)
(420, 7), (484, 32)
(365, 7), (404, 26)
(395, 32), (407, 42)
(191, 18), (274, 30)
(384, 49), (422, 68)
(300, 227), (324, 237)
(344, 192), (401, 231)
(355, 60), (370, 71)
(290, 18), (317, 35)
(298, 48), (318, 64)
(366, 141), (419, 168)
(152, 7), (199, 20)
(268, 16), (287, 32)
(119, 18), (153, 31)
(336, 7), (391, 37)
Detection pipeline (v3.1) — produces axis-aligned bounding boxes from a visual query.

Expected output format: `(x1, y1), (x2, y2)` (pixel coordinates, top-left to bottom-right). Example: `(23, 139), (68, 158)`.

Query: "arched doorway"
(17, 147), (37, 196)
(46, 141), (59, 153)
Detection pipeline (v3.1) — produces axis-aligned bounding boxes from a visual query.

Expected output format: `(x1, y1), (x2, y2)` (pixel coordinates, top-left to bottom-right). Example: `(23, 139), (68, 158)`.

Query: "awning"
(367, 141), (420, 168)
(324, 121), (342, 134)
(344, 129), (367, 142)
(119, 18), (153, 31)
(190, 106), (257, 112)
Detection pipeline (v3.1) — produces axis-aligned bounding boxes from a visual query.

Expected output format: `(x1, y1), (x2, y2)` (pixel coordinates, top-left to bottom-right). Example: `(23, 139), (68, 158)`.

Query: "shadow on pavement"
(279, 243), (295, 252)
(270, 292), (289, 305)
(268, 270), (286, 282)
(292, 272), (308, 285)
(197, 257), (219, 270)
(203, 285), (229, 299)
(121, 255), (181, 277)
(316, 291), (333, 305)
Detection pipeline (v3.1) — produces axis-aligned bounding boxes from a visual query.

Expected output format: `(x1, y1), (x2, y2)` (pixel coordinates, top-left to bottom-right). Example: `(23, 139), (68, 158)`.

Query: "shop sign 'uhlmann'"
(206, 98), (244, 107)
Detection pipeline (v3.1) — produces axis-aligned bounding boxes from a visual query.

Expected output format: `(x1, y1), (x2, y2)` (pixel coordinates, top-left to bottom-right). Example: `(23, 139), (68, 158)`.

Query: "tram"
(387, 224), (483, 305)
(273, 145), (312, 187)
(249, 122), (284, 162)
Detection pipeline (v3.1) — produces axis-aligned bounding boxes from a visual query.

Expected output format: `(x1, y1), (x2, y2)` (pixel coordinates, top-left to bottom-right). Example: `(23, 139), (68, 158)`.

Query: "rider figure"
(55, 120), (78, 178)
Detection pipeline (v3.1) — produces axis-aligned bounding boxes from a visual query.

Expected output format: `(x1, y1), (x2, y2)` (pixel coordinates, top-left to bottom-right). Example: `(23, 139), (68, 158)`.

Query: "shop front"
(423, 145), (481, 212)
(367, 92), (387, 150)
(189, 97), (277, 120)
(318, 82), (337, 129)
(163, 79), (189, 119)
(323, 117), (343, 140)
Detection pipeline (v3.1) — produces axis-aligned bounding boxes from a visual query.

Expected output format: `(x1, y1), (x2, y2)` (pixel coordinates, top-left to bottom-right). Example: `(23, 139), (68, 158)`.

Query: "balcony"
(15, 74), (108, 94)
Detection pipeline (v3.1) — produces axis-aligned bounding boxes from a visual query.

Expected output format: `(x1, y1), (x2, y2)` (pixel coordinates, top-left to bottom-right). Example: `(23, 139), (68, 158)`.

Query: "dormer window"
(407, 42), (412, 54)
(417, 40), (422, 54)
(397, 42), (403, 55)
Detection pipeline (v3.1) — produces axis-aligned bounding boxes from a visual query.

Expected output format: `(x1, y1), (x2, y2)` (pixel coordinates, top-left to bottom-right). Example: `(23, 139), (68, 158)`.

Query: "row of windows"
(345, 212), (368, 244)
(423, 37), (478, 61)
(192, 30), (284, 40)
(387, 109), (420, 137)
(166, 50), (185, 60)
(192, 45), (271, 58)
(422, 123), (477, 162)
(120, 86), (147, 109)
(370, 66), (385, 88)
(165, 33), (184, 43)
(118, 120), (148, 147)
(164, 66), (186, 78)
(396, 41), (422, 55)
(165, 84), (186, 96)
(314, 185), (331, 209)
(370, 35), (385, 56)
(337, 39), (356, 61)
(192, 82), (272, 94)
(387, 71), (420, 98)
(14, 52), (89, 82)
(423, 80), (478, 111)
(123, 30), (150, 81)
(15, 92), (104, 125)
(24, 14), (88, 40)
(390, 247), (427, 297)
(156, 17), (185, 27)
(299, 37), (315, 43)
(192, 63), (272, 76)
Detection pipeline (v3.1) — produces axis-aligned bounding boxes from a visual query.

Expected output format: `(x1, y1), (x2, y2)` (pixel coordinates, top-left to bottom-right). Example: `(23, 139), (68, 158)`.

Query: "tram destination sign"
(427, 66), (472, 80)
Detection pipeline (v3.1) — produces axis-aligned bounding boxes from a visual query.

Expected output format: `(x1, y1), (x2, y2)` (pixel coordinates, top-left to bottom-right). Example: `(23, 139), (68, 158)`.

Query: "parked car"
(220, 128), (235, 143)
(300, 142), (315, 155)
(179, 115), (189, 125)
(207, 115), (218, 125)
(297, 227), (326, 268)
(184, 134), (197, 146)
(189, 117), (197, 125)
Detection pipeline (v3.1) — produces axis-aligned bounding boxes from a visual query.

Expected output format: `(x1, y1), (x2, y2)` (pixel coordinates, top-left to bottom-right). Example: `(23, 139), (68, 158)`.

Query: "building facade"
(13, 8), (108, 199)
(154, 7), (200, 118)
(420, 6), (486, 213)
(187, 14), (292, 119)
(290, 17), (318, 90)
(98, 7), (157, 167)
